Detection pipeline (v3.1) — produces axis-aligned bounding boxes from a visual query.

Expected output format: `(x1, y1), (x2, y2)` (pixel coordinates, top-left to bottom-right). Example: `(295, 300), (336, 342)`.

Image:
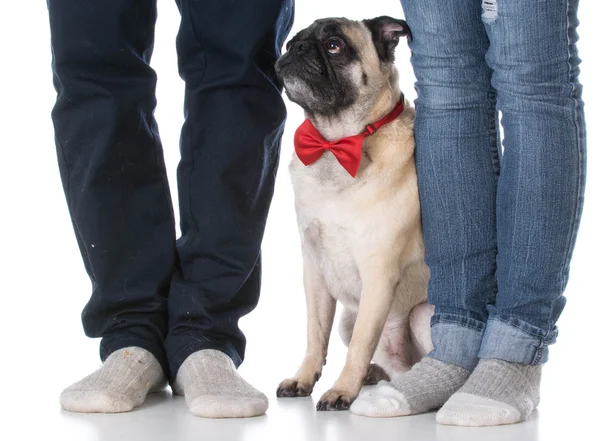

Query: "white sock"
(60, 347), (166, 413)
(174, 349), (268, 419)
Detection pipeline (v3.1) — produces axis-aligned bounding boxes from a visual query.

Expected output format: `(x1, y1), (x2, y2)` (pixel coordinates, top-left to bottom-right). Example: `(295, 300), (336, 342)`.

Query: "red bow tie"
(294, 99), (405, 178)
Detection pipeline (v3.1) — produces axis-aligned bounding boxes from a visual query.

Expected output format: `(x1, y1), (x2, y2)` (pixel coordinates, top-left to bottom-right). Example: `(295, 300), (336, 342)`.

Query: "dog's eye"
(326, 37), (343, 54)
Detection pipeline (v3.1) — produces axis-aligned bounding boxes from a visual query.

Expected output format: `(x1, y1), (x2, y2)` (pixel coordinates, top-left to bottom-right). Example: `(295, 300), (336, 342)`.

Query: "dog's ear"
(363, 16), (412, 63)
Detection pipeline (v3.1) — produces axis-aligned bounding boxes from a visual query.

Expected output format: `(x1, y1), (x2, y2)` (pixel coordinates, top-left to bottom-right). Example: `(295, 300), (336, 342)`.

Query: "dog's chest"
(301, 218), (362, 310)
(301, 216), (363, 310)
(294, 159), (368, 310)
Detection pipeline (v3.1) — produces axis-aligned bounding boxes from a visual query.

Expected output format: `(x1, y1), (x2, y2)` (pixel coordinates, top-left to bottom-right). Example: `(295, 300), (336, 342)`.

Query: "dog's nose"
(275, 55), (291, 73)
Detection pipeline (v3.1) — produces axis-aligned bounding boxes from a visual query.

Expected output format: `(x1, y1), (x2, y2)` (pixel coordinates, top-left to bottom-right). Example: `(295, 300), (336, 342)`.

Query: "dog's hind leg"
(371, 275), (431, 380)
(338, 308), (356, 348)
(372, 315), (415, 378)
(363, 363), (391, 385)
(408, 303), (434, 359)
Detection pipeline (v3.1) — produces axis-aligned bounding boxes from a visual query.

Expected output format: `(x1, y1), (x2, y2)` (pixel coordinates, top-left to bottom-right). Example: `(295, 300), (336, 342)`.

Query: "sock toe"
(437, 359), (541, 427)
(60, 390), (134, 413)
(59, 348), (165, 414)
(189, 395), (268, 419)
(350, 384), (411, 417)
(176, 349), (271, 419)
(437, 393), (521, 426)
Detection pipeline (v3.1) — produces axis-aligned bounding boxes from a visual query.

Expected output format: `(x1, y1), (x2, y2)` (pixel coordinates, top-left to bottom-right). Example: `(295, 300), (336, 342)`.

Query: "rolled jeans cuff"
(478, 317), (558, 365)
(429, 313), (485, 371)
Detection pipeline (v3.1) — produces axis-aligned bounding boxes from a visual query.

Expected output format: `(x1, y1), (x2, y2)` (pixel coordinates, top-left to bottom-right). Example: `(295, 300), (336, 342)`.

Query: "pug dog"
(274, 16), (434, 411)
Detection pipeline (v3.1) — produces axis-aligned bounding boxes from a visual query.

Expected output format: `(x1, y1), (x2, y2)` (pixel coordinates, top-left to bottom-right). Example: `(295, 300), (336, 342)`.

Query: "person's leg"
(351, 0), (500, 417)
(165, 0), (294, 418)
(48, 0), (175, 412)
(438, 0), (586, 426)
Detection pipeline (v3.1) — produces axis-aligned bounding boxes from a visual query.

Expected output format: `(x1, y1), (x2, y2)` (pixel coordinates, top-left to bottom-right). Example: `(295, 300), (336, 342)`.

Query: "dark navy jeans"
(48, 0), (294, 378)
(400, 0), (586, 369)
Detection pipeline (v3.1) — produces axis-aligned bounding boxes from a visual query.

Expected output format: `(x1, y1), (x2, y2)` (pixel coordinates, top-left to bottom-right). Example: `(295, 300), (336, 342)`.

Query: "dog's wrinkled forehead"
(290, 18), (349, 42)
(288, 18), (370, 56)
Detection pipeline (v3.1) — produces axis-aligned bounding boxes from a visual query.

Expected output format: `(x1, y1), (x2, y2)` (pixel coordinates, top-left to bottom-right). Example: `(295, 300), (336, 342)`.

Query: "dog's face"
(275, 16), (411, 116)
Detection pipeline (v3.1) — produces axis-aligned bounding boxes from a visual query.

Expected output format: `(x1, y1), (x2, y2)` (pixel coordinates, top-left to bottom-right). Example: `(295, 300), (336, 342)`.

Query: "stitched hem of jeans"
(431, 313), (486, 332)
(429, 319), (484, 370)
(487, 315), (558, 341)
(479, 317), (556, 365)
(168, 341), (242, 380)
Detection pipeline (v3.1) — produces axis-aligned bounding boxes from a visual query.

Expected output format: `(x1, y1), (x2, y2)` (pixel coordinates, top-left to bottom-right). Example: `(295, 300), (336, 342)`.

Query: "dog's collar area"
(294, 94), (406, 178)
(363, 94), (405, 137)
(365, 124), (377, 135)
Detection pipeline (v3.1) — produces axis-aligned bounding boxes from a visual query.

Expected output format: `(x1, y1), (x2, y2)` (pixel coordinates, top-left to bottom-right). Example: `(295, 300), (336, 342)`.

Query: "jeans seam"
(487, 88), (501, 176)
(432, 317), (485, 332)
(533, 341), (547, 364)
(563, 0), (585, 264)
(553, 0), (585, 334)
(181, 0), (207, 242)
(563, 0), (585, 280)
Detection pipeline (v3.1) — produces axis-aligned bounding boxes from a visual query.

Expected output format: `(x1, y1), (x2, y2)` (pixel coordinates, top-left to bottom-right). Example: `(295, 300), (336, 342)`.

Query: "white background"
(0, 1), (598, 440)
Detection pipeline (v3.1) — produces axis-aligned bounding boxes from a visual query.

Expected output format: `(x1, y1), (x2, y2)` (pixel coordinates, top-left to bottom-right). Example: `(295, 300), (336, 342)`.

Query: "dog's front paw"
(316, 388), (356, 411)
(277, 378), (315, 398)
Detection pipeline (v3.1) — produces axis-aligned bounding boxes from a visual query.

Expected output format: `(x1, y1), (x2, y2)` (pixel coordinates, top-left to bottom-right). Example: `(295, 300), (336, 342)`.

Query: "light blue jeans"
(400, 0), (586, 369)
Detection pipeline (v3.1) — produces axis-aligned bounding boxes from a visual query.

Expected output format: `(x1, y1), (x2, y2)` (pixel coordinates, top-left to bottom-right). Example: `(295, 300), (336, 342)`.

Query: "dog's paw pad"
(316, 389), (355, 411)
(276, 379), (314, 398)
